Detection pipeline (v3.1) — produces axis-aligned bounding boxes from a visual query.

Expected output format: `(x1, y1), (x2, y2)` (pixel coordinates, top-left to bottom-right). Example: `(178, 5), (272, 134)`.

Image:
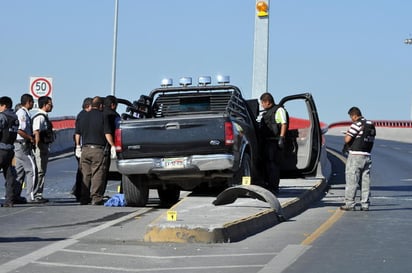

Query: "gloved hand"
(110, 146), (117, 159)
(278, 136), (285, 149)
(75, 145), (82, 158)
(342, 143), (349, 156)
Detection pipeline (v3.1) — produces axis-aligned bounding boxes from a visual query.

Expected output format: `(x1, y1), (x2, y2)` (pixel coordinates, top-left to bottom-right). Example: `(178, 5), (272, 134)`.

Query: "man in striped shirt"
(341, 106), (376, 211)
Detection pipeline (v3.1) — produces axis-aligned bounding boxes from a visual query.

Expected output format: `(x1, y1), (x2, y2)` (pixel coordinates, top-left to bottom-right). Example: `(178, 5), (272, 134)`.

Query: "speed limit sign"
(30, 77), (53, 99)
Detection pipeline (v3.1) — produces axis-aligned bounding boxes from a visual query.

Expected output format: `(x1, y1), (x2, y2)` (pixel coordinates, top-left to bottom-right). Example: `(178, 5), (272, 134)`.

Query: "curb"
(144, 178), (327, 244)
(144, 208), (280, 243)
(281, 178), (327, 220)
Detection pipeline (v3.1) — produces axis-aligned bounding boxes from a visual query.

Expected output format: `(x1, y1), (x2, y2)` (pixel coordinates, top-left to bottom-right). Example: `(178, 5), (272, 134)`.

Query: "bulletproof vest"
(262, 105), (289, 137)
(0, 112), (19, 144)
(32, 113), (55, 144)
(350, 119), (376, 153)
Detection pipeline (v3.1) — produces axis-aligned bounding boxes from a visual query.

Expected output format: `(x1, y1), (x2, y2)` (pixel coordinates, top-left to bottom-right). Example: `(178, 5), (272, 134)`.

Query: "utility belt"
(83, 144), (105, 149)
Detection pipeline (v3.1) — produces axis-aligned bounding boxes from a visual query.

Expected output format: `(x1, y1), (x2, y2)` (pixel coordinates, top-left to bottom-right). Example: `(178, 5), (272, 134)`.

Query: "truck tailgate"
(119, 114), (230, 159)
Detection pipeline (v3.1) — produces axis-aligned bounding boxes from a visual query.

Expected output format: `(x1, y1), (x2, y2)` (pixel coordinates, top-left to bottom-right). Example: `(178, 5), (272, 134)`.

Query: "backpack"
(32, 113), (55, 144)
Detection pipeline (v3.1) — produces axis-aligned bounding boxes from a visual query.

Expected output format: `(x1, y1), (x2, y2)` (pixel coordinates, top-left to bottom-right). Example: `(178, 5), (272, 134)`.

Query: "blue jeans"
(344, 153), (372, 208)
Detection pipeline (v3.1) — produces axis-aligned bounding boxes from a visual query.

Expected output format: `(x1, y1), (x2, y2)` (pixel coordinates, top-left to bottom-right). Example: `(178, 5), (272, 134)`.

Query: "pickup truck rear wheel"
(122, 175), (149, 207)
(157, 186), (180, 208)
(230, 153), (252, 187)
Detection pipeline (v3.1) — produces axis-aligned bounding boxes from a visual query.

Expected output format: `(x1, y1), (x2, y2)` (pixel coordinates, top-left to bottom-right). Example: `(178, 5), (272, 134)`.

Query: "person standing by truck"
(259, 92), (288, 194)
(72, 97), (92, 201)
(101, 95), (119, 196)
(75, 96), (114, 205)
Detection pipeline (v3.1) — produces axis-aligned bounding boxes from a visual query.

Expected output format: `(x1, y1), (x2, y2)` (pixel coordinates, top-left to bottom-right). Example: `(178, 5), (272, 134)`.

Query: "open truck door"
(278, 93), (322, 177)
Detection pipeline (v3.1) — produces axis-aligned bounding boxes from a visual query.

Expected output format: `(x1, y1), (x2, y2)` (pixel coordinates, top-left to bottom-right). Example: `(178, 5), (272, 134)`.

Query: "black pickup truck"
(115, 77), (323, 207)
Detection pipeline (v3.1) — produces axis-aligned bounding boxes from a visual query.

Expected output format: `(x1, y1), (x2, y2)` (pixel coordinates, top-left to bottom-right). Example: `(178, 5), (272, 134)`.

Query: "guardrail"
(328, 120), (412, 129)
(49, 116), (76, 156)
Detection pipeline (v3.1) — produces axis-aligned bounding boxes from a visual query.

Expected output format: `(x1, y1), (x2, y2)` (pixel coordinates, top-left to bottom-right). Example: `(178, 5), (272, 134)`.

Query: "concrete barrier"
(327, 121), (412, 144)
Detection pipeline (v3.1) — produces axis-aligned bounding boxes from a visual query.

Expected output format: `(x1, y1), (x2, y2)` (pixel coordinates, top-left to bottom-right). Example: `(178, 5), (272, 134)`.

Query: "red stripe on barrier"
(329, 120), (412, 129)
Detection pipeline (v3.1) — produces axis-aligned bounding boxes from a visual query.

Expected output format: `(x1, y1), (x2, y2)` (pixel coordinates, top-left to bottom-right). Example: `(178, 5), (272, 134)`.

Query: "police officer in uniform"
(31, 96), (54, 203)
(0, 96), (20, 207)
(14, 94), (37, 203)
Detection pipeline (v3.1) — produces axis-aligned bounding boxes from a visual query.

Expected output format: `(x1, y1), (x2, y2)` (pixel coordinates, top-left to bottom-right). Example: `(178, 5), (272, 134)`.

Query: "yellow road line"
(301, 208), (344, 245)
(301, 148), (347, 245)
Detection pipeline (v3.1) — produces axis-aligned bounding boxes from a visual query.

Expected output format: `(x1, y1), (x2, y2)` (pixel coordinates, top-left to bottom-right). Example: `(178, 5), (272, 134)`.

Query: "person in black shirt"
(101, 95), (120, 196)
(72, 97), (92, 201)
(74, 96), (114, 205)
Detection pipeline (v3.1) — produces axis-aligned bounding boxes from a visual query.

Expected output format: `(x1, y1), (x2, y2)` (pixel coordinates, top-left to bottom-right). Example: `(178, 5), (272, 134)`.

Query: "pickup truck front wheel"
(122, 175), (149, 207)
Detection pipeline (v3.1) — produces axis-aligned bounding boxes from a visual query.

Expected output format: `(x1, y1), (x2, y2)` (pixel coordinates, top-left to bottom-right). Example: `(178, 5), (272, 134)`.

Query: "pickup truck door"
(278, 93), (322, 177)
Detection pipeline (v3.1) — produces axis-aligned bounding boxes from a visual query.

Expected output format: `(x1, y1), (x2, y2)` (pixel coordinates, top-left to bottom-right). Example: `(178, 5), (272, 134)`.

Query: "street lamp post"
(111, 0), (119, 96)
(252, 0), (270, 100)
(405, 37), (412, 120)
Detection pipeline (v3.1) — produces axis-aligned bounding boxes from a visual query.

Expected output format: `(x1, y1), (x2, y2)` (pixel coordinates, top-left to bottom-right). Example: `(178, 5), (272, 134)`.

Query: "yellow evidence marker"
(167, 210), (177, 221)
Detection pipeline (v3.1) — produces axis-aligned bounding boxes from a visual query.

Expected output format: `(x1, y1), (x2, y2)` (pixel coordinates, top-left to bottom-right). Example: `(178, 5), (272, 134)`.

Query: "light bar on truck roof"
(161, 78), (173, 87)
(216, 75), (230, 85)
(198, 76), (211, 86)
(179, 77), (192, 87)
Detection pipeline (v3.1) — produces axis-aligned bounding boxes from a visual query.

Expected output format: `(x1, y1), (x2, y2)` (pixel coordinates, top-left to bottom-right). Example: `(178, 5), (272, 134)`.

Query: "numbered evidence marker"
(242, 176), (251, 185)
(167, 210), (177, 221)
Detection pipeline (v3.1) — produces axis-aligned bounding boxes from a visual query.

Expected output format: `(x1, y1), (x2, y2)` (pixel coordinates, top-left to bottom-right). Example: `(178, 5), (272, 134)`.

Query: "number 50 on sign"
(30, 77), (53, 99)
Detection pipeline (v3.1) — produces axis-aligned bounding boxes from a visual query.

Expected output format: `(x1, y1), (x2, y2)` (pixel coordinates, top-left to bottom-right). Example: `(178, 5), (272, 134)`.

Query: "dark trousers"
(71, 156), (82, 201)
(0, 149), (17, 203)
(263, 140), (283, 191)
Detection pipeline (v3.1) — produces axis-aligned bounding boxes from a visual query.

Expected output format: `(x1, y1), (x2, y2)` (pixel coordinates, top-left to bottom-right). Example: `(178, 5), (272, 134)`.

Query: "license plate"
(161, 157), (186, 169)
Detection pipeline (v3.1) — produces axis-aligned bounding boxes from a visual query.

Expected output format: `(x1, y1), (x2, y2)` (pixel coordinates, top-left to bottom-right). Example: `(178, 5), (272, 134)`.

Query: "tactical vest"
(350, 119), (376, 153)
(32, 113), (55, 144)
(262, 105), (289, 137)
(0, 112), (19, 145)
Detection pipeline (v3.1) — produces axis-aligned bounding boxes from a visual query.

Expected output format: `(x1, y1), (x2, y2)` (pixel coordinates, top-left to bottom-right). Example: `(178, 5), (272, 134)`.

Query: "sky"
(1, 0), (412, 124)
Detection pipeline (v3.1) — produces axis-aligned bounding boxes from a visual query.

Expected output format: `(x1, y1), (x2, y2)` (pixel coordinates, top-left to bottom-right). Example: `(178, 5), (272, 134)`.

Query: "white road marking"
(0, 208), (151, 273)
(257, 244), (311, 273)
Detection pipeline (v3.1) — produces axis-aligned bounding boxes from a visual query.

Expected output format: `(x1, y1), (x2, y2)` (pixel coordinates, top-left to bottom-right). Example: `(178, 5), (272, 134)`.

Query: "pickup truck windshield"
(178, 97), (210, 112)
